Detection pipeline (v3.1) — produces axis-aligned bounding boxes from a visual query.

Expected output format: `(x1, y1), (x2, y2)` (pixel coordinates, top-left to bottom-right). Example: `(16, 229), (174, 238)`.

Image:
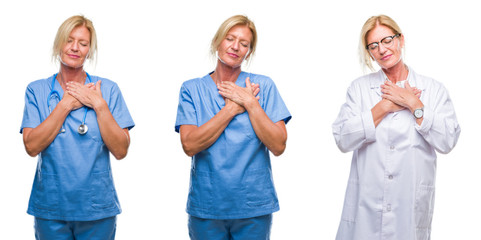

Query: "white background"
(1, 0), (478, 239)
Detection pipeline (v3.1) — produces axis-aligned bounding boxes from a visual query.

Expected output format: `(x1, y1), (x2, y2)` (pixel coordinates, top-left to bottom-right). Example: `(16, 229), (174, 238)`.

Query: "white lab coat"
(332, 67), (460, 240)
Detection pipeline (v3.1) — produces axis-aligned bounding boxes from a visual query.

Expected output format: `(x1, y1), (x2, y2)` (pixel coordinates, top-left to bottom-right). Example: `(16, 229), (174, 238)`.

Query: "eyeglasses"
(366, 33), (401, 52)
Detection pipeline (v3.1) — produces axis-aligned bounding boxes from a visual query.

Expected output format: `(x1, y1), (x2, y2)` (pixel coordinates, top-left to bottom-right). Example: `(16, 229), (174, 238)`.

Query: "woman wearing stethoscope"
(20, 15), (134, 240)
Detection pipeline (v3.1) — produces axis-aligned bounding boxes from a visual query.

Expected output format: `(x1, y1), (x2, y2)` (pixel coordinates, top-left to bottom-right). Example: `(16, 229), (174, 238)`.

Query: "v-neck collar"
(204, 71), (248, 106)
(369, 66), (424, 97)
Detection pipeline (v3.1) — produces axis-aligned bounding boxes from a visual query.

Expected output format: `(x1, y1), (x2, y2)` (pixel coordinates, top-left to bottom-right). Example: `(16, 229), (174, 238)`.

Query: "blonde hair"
(359, 15), (402, 71)
(52, 15), (97, 64)
(210, 15), (257, 63)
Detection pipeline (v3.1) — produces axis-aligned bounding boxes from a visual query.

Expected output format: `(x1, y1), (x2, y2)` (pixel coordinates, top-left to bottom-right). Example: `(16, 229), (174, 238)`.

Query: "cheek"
(83, 47), (90, 57)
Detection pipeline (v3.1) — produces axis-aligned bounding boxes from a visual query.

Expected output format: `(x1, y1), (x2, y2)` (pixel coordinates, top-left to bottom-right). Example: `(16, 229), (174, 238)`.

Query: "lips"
(67, 54), (80, 59)
(381, 54), (392, 61)
(227, 53), (239, 58)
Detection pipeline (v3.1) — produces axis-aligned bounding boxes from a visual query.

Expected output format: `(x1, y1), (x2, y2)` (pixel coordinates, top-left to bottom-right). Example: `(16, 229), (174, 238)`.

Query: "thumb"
(96, 80), (102, 92)
(405, 81), (412, 90)
(245, 77), (252, 90)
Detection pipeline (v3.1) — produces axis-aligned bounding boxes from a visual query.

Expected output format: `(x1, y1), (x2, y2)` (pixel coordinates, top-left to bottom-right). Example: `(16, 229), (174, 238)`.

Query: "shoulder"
(89, 75), (124, 96)
(351, 71), (380, 87)
(182, 77), (203, 88)
(24, 76), (54, 97)
(90, 75), (117, 87)
(345, 71), (381, 95)
(411, 69), (446, 91)
(26, 76), (52, 90)
(246, 72), (273, 84)
(180, 74), (212, 91)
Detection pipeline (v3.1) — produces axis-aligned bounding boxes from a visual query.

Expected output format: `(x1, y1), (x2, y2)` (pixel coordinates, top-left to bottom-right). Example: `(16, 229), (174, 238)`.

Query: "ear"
(399, 33), (405, 48)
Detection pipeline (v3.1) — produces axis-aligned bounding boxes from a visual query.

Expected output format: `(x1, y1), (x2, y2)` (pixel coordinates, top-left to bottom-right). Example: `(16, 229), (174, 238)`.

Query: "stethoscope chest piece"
(78, 124), (88, 135)
(49, 72), (93, 135)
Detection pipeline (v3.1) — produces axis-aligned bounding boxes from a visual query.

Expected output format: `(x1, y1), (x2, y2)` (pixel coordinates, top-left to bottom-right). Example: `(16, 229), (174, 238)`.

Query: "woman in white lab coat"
(332, 15), (460, 240)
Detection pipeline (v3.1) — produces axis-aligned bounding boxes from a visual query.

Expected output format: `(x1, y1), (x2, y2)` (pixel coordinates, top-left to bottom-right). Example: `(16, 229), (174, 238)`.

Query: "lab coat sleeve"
(332, 82), (376, 153)
(415, 83), (460, 154)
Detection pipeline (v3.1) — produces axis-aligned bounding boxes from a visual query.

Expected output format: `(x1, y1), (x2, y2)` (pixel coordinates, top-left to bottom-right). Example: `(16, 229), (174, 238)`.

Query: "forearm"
(244, 100), (287, 156)
(180, 106), (237, 157)
(94, 100), (130, 160)
(371, 100), (390, 127)
(23, 102), (71, 157)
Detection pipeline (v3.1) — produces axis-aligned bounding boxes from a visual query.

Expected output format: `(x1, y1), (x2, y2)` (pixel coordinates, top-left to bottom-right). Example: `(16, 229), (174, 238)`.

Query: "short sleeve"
(262, 77), (291, 124)
(20, 85), (41, 133)
(175, 83), (198, 132)
(108, 83), (135, 130)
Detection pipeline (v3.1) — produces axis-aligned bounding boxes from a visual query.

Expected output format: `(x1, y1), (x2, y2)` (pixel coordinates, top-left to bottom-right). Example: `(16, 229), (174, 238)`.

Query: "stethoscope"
(47, 72), (92, 135)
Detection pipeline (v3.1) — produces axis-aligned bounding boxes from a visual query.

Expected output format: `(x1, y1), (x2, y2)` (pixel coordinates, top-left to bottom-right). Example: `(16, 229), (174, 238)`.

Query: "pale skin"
(22, 25), (130, 160)
(180, 24), (287, 157)
(367, 24), (424, 127)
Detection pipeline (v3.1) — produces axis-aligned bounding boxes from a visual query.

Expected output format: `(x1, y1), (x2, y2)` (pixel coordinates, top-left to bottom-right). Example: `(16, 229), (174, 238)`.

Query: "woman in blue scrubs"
(20, 15), (134, 240)
(175, 15), (291, 240)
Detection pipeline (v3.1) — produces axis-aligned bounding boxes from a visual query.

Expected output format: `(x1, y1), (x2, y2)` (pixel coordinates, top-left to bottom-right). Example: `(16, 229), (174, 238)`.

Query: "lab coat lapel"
(370, 70), (384, 97)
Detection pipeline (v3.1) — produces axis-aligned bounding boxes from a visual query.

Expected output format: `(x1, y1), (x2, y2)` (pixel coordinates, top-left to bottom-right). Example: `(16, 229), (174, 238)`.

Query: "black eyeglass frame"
(366, 33), (402, 50)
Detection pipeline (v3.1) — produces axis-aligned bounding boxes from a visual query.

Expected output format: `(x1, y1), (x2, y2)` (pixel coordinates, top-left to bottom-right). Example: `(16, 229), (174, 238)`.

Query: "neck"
(58, 64), (86, 86)
(382, 60), (408, 83)
(210, 60), (242, 85)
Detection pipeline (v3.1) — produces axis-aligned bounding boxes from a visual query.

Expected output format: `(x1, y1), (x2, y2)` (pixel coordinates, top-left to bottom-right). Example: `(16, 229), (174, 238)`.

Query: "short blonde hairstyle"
(210, 15), (257, 62)
(52, 15), (97, 63)
(359, 15), (402, 71)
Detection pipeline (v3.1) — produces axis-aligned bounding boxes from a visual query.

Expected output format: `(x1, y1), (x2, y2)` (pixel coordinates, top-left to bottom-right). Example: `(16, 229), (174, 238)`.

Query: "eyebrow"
(226, 34), (250, 43)
(68, 37), (90, 43)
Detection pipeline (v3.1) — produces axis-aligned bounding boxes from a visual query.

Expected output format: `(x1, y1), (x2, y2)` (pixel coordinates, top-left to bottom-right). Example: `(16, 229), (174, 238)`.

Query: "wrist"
(92, 98), (108, 112)
(408, 98), (423, 113)
(243, 96), (258, 111)
(223, 102), (242, 117)
(58, 98), (75, 112)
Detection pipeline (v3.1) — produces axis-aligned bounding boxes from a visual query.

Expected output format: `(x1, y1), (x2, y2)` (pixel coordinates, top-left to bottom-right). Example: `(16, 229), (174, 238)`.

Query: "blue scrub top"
(20, 74), (135, 221)
(175, 71), (291, 219)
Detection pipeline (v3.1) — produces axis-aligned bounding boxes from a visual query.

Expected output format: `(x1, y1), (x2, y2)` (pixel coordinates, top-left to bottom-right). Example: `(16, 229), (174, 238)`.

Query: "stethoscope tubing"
(47, 72), (92, 134)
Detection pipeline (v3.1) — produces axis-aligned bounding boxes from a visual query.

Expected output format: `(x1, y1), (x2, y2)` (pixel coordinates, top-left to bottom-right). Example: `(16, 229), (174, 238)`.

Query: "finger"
(382, 94), (393, 101)
(405, 81), (412, 90)
(245, 77), (252, 90)
(218, 81), (234, 90)
(95, 80), (102, 94)
(217, 83), (230, 92)
(253, 87), (260, 96)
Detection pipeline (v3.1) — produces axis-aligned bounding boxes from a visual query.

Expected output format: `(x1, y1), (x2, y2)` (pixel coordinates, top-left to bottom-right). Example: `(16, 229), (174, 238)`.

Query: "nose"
(70, 41), (79, 52)
(231, 40), (239, 51)
(378, 43), (387, 54)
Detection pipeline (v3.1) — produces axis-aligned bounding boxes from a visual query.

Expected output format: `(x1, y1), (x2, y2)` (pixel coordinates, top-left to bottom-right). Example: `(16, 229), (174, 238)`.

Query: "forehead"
(367, 24), (395, 42)
(69, 25), (91, 41)
(226, 25), (252, 41)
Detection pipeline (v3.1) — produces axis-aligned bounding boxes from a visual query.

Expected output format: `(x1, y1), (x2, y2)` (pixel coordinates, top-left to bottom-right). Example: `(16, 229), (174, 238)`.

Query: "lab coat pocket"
(244, 169), (277, 207)
(340, 179), (359, 222)
(188, 170), (213, 211)
(91, 171), (115, 209)
(415, 185), (435, 229)
(34, 173), (59, 211)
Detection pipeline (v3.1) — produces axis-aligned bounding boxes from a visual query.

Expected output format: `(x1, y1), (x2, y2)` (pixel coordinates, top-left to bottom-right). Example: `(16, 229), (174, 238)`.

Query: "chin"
(61, 60), (85, 69)
(219, 59), (242, 69)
